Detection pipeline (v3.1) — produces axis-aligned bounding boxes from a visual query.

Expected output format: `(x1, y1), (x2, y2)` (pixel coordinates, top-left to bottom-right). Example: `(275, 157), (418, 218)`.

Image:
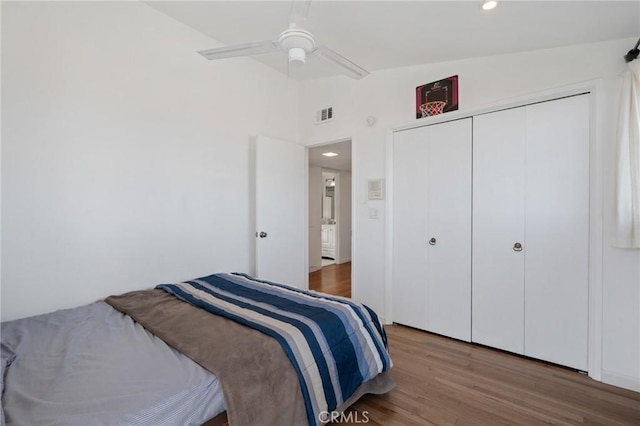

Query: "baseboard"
(337, 257), (351, 264)
(601, 370), (640, 392)
(309, 266), (321, 273)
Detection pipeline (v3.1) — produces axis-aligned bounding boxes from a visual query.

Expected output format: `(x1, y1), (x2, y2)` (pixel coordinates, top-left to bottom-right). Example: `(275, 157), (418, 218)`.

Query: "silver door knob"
(513, 242), (523, 252)
(258, 231), (268, 238)
(429, 237), (436, 245)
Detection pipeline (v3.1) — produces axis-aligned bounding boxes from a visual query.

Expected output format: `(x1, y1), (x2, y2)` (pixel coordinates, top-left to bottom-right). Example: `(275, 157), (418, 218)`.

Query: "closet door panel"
(524, 95), (590, 370)
(392, 128), (429, 329)
(426, 118), (472, 341)
(472, 108), (527, 354)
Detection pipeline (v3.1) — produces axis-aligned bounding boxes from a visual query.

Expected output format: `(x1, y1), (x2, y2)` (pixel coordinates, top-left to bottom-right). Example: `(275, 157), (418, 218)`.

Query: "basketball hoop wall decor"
(416, 75), (459, 119)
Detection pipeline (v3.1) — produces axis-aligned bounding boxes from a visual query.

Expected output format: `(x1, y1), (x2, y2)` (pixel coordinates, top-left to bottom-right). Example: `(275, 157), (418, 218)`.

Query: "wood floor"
(309, 261), (351, 297)
(308, 264), (640, 425)
(340, 326), (640, 425)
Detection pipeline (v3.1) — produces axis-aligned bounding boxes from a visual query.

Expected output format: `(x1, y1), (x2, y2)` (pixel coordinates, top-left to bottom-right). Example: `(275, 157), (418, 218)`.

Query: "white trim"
(333, 171), (341, 265)
(337, 257), (351, 264)
(601, 370), (640, 392)
(385, 80), (604, 380)
(303, 147), (310, 290)
(587, 81), (605, 382)
(384, 128), (394, 325)
(350, 138), (357, 304)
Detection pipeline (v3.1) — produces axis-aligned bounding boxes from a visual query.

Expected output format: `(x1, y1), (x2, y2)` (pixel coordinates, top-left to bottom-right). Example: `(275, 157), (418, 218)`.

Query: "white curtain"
(614, 60), (640, 248)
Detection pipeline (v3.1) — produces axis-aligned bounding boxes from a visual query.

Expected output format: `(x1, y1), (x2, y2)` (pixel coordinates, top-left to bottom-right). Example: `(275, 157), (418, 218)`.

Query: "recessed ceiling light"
(322, 152), (338, 157)
(482, 0), (498, 10)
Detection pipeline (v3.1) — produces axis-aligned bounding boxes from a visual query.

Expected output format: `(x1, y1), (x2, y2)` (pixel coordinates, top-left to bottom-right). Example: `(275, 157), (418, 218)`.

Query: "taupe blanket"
(106, 289), (393, 426)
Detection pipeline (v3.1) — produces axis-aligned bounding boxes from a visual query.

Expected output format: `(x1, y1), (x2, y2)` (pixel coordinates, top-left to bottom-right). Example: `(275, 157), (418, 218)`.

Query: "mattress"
(1, 301), (226, 426)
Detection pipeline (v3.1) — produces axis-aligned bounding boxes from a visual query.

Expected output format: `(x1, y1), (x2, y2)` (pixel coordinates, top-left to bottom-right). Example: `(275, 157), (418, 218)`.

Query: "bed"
(1, 272), (393, 426)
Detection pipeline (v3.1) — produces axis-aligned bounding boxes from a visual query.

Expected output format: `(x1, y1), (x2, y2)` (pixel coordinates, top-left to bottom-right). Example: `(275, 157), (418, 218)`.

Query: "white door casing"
(255, 135), (307, 288)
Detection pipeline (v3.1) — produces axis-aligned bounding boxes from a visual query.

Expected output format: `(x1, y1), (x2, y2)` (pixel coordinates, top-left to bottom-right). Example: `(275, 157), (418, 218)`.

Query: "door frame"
(385, 80), (604, 382)
(306, 137), (353, 279)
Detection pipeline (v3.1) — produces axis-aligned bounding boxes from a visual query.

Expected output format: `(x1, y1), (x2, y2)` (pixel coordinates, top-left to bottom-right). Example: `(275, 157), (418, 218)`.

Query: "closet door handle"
(513, 242), (523, 252)
(429, 237), (437, 246)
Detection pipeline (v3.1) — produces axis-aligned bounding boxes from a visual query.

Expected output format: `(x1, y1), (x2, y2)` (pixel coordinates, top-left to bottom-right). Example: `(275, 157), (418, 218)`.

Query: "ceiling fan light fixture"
(198, 13), (370, 79)
(288, 47), (306, 65)
(278, 29), (315, 52)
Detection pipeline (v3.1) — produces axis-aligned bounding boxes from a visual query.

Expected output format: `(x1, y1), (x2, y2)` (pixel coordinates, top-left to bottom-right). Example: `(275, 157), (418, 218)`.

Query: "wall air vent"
(316, 107), (333, 124)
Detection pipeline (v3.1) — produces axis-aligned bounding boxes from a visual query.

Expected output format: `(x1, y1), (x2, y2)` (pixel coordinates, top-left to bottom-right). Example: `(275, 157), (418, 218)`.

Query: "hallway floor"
(309, 262), (351, 298)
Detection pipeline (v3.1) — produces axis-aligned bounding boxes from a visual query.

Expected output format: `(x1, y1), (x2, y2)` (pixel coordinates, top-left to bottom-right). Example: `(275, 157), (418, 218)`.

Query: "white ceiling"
(147, 1), (640, 80)
(309, 140), (352, 171)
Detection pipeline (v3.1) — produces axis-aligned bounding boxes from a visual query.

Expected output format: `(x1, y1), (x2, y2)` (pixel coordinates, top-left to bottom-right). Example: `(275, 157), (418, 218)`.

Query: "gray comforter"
(1, 301), (225, 426)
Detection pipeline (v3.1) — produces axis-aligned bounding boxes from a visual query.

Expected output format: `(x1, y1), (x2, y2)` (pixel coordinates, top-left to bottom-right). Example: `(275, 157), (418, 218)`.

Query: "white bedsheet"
(1, 301), (226, 426)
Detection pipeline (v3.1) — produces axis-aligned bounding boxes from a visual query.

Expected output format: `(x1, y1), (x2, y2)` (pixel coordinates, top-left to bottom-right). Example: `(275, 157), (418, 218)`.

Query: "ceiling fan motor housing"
(278, 29), (316, 64)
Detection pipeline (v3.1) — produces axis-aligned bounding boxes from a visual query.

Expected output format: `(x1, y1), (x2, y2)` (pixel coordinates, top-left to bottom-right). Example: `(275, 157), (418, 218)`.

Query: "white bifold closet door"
(472, 107), (527, 355)
(523, 96), (590, 370)
(473, 94), (590, 370)
(393, 118), (472, 341)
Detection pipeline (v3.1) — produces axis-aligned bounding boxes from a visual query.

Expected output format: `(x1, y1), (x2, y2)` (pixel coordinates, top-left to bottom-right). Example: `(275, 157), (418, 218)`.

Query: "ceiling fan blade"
(198, 40), (279, 60)
(288, 0), (312, 28)
(313, 46), (370, 80)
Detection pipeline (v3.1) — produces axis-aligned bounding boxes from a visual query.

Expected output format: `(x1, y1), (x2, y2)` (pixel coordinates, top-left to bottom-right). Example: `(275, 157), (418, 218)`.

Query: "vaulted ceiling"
(148, 1), (640, 80)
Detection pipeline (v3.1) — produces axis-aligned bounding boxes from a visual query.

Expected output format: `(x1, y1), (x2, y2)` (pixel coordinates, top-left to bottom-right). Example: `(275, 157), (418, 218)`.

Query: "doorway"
(308, 140), (352, 298)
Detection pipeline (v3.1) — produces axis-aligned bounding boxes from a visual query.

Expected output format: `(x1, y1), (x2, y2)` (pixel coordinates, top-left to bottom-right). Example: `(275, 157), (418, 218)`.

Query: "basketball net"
(420, 101), (447, 117)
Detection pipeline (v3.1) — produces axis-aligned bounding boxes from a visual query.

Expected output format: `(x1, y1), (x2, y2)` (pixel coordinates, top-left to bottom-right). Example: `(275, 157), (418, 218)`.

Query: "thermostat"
(368, 179), (385, 200)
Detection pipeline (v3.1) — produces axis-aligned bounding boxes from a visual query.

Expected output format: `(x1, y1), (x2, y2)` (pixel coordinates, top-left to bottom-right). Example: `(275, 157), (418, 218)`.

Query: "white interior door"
(472, 108), (527, 354)
(392, 128), (428, 329)
(524, 95), (590, 370)
(255, 135), (306, 288)
(425, 118), (472, 341)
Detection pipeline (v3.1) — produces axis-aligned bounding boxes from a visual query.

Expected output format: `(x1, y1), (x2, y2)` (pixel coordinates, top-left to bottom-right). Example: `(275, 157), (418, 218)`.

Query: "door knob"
(257, 231), (268, 238)
(429, 237), (436, 245)
(513, 242), (523, 252)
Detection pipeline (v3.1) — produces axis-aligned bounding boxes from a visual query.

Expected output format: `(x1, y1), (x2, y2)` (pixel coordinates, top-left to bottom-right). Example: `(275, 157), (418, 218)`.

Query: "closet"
(392, 94), (590, 370)
(473, 94), (590, 370)
(392, 118), (472, 342)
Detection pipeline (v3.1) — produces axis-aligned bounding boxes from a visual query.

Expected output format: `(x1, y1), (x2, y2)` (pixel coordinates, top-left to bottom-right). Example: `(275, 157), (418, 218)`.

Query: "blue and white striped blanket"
(156, 272), (392, 426)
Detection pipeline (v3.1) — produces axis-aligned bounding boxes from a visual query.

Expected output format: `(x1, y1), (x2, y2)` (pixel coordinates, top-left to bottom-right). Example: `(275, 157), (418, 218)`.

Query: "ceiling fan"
(197, 0), (369, 80)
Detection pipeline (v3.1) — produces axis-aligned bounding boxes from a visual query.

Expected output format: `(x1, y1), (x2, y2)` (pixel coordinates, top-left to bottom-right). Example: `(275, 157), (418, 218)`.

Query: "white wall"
(1, 1), (299, 321)
(298, 38), (640, 391)
(338, 171), (351, 264)
(0, 2), (4, 320)
(308, 165), (322, 272)
(2, 0), (637, 393)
